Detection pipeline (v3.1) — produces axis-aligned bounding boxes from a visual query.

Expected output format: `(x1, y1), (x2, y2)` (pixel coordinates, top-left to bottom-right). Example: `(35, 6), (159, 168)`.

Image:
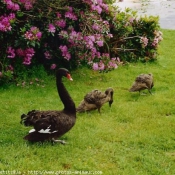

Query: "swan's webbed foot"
(139, 91), (147, 95)
(51, 138), (67, 145)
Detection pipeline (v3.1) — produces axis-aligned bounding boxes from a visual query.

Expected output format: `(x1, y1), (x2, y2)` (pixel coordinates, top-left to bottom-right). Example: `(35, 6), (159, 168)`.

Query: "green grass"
(0, 29), (175, 175)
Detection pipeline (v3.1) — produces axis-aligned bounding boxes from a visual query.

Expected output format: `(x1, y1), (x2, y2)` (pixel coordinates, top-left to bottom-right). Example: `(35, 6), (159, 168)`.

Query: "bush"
(105, 7), (163, 62)
(0, 0), (162, 85)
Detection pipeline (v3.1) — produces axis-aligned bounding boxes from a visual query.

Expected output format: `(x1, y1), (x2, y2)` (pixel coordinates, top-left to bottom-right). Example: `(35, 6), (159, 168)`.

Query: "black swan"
(76, 88), (114, 113)
(129, 73), (154, 95)
(20, 68), (76, 144)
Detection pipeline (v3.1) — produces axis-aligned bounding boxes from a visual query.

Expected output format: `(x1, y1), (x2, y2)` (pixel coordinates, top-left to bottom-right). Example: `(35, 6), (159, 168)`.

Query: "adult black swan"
(20, 68), (76, 144)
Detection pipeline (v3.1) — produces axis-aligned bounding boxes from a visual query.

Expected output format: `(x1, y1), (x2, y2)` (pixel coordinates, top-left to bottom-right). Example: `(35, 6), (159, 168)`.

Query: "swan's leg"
(51, 138), (66, 144)
(96, 104), (102, 114)
(148, 89), (152, 95)
(97, 108), (101, 114)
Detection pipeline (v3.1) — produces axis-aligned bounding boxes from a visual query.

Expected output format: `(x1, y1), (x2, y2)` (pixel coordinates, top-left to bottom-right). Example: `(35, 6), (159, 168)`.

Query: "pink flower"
(55, 19), (66, 28)
(65, 11), (77, 20)
(59, 45), (68, 53)
(102, 53), (110, 58)
(48, 24), (56, 33)
(103, 20), (109, 26)
(95, 34), (102, 40)
(96, 51), (101, 58)
(16, 47), (35, 65)
(83, 0), (109, 13)
(59, 45), (71, 60)
(116, 57), (120, 62)
(7, 65), (14, 71)
(92, 63), (99, 71)
(92, 24), (100, 31)
(96, 41), (103, 47)
(4, 0), (20, 11)
(50, 64), (57, 70)
(97, 0), (103, 3)
(23, 48), (35, 65)
(98, 61), (105, 70)
(91, 5), (102, 14)
(140, 36), (149, 48)
(101, 3), (109, 12)
(68, 31), (83, 45)
(36, 32), (42, 40)
(108, 61), (118, 69)
(6, 46), (15, 58)
(24, 26), (42, 41)
(0, 13), (15, 32)
(107, 34), (113, 38)
(56, 12), (62, 18)
(88, 35), (95, 42)
(65, 53), (71, 60)
(152, 38), (159, 47)
(8, 13), (15, 20)
(23, 58), (31, 65)
(16, 48), (25, 57)
(25, 48), (35, 56)
(20, 0), (35, 10)
(44, 51), (52, 59)
(86, 40), (94, 49)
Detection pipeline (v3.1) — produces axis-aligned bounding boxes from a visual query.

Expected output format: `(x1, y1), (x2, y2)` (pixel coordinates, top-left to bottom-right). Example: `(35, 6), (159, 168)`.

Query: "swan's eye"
(66, 73), (73, 81)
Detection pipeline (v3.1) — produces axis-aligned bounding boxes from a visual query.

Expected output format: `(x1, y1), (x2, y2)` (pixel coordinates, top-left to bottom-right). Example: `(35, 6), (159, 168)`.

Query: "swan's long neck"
(56, 77), (76, 113)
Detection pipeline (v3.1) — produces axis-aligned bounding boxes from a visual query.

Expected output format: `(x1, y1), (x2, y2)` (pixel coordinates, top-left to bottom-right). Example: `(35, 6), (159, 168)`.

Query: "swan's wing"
(76, 100), (97, 112)
(76, 90), (106, 112)
(129, 82), (148, 92)
(27, 110), (75, 133)
(31, 115), (59, 134)
(135, 74), (153, 89)
(136, 74), (153, 82)
(21, 110), (43, 126)
(21, 110), (61, 126)
(23, 113), (60, 142)
(23, 110), (76, 141)
(145, 74), (154, 89)
(84, 90), (106, 104)
(135, 74), (147, 82)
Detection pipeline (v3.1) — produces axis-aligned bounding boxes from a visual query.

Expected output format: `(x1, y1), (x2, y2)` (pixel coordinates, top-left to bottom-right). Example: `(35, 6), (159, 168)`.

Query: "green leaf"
(16, 11), (24, 17)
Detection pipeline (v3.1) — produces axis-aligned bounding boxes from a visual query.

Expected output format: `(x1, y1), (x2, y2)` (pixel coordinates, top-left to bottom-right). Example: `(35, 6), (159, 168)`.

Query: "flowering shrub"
(106, 7), (163, 62)
(0, 0), (162, 84)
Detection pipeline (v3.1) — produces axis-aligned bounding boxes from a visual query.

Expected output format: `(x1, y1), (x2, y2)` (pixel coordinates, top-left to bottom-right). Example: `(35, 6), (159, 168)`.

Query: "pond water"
(113, 0), (175, 29)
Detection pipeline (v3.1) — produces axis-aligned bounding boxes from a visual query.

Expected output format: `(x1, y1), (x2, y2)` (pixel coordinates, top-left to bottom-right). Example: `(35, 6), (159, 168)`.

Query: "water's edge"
(113, 0), (175, 29)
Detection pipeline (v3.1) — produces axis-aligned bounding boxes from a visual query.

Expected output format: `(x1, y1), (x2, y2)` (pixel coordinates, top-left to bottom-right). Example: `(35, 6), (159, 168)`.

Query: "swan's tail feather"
(76, 100), (96, 113)
(20, 110), (40, 126)
(76, 102), (85, 113)
(24, 132), (50, 142)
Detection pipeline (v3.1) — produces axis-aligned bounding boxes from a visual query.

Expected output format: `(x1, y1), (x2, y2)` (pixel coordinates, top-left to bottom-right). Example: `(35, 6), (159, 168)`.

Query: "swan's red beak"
(66, 74), (73, 81)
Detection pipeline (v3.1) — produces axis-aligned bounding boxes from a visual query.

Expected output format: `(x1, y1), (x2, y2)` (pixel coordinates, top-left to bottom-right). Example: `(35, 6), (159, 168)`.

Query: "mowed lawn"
(0, 29), (175, 175)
